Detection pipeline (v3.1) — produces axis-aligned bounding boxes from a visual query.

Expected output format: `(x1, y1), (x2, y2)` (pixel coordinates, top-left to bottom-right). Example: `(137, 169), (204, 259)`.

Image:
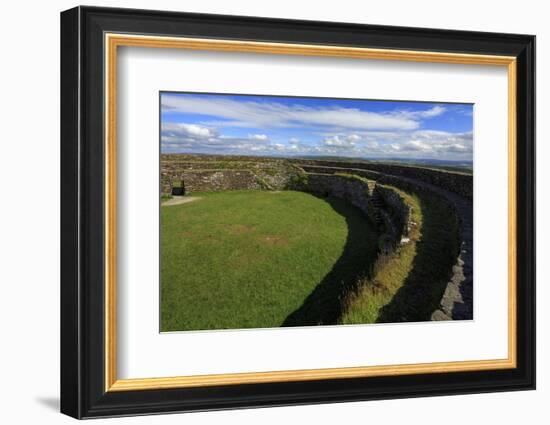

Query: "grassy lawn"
(340, 189), (459, 324)
(161, 190), (378, 331)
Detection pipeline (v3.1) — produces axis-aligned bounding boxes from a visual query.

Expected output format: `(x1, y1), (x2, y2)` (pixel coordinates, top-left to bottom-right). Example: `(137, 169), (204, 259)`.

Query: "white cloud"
(160, 96), (472, 160)
(161, 122), (218, 142)
(161, 94), (446, 131)
(390, 144), (401, 151)
(162, 121), (473, 160)
(403, 140), (432, 152)
(323, 134), (361, 148)
(316, 129), (472, 158)
(248, 134), (268, 141)
(408, 105), (446, 118)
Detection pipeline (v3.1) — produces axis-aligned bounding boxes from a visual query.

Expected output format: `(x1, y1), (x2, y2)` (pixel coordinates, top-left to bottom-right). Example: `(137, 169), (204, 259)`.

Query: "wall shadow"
(282, 196), (378, 327)
(376, 195), (459, 323)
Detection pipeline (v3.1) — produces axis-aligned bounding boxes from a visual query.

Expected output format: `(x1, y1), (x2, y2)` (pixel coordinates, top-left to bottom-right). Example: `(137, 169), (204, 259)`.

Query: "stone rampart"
(161, 156), (299, 194)
(300, 173), (412, 245)
(374, 185), (412, 237)
(296, 160), (472, 200)
(305, 173), (373, 217)
(162, 170), (261, 194)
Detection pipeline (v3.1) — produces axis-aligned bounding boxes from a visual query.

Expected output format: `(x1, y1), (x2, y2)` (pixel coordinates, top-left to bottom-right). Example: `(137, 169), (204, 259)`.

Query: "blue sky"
(160, 92), (473, 161)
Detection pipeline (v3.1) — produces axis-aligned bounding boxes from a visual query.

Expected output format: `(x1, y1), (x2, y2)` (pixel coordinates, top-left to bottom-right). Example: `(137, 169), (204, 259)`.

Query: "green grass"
(161, 190), (378, 331)
(340, 189), (459, 324)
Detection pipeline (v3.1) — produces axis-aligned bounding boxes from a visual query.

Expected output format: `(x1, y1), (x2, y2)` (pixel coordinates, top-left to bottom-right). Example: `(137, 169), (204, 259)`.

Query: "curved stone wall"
(374, 184), (412, 238)
(303, 173), (374, 219)
(297, 173), (413, 247)
(296, 160), (473, 200)
(296, 164), (472, 321)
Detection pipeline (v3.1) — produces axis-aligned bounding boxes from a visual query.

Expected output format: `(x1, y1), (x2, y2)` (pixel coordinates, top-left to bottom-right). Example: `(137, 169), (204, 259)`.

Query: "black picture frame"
(60, 5), (535, 419)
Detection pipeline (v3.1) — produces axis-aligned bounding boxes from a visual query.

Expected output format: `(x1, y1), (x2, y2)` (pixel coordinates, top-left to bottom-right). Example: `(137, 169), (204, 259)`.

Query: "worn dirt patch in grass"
(162, 196), (202, 206)
(260, 235), (289, 246)
(227, 224), (256, 235)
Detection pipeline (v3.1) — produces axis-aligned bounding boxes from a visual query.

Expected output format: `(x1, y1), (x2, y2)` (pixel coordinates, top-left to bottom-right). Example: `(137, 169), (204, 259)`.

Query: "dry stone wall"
(296, 160), (472, 200)
(161, 154), (299, 194)
(300, 163), (460, 208)
(297, 163), (471, 321)
(304, 173), (374, 219)
(374, 185), (412, 237)
(299, 173), (412, 246)
(162, 170), (261, 194)
(299, 164), (381, 181)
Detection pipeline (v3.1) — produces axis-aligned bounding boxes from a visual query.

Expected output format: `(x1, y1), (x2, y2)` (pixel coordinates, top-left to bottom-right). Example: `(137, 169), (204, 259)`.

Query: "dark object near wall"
(171, 186), (185, 196)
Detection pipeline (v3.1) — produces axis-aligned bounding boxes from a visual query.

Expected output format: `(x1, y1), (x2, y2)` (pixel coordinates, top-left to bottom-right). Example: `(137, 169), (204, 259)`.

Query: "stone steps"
(369, 194), (384, 225)
(369, 189), (385, 225)
(366, 181), (378, 193)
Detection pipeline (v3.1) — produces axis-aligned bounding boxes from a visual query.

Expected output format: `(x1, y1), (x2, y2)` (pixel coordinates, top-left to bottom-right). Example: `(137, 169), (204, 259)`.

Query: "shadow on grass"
(376, 194), (460, 323)
(282, 196), (378, 327)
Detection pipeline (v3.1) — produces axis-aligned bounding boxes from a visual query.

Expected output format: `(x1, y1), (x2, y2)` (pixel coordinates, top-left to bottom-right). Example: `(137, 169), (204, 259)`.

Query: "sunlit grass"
(160, 190), (378, 331)
(160, 186), (459, 332)
(340, 189), (459, 324)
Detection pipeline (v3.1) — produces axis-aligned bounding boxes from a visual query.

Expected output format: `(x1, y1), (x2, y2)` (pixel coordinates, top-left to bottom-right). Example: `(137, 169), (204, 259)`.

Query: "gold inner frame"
(104, 33), (518, 392)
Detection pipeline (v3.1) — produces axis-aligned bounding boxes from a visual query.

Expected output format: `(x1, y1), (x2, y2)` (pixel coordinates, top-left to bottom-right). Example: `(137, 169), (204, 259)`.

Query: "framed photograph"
(60, 6), (535, 419)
